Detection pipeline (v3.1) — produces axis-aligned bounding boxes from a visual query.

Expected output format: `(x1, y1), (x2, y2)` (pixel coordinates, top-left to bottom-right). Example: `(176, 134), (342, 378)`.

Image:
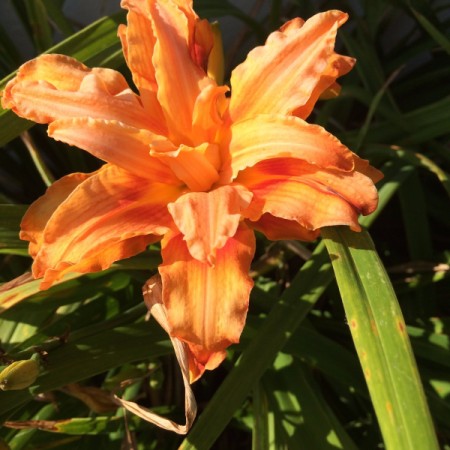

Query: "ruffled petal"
(118, 6), (166, 127)
(243, 177), (362, 232)
(20, 172), (92, 259)
(2, 54), (128, 97)
(248, 214), (320, 241)
(353, 154), (384, 184)
(2, 54), (160, 132)
(237, 157), (380, 216)
(222, 114), (354, 182)
(159, 225), (255, 382)
(293, 53), (355, 119)
(229, 10), (350, 122)
(38, 235), (159, 290)
(26, 164), (181, 288)
(149, 0), (214, 143)
(185, 344), (226, 383)
(48, 117), (180, 183)
(167, 185), (252, 264)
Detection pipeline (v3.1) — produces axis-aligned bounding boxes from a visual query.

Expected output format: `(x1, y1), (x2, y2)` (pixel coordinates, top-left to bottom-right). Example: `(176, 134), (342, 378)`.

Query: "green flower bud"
(0, 359), (39, 391)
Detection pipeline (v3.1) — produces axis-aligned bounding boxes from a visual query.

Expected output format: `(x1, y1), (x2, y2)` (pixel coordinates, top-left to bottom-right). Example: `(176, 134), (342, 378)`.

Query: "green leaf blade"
(322, 227), (439, 450)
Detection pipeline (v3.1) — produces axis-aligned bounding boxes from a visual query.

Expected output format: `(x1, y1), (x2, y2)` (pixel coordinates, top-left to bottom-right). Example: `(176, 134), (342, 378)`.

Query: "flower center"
(150, 142), (221, 192)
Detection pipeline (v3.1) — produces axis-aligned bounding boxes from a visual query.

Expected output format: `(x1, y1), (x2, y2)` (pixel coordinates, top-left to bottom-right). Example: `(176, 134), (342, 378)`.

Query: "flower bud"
(0, 359), (39, 391)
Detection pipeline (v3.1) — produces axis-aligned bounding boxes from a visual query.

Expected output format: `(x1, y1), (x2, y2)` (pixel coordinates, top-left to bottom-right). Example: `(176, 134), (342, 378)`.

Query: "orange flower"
(1, 1), (381, 382)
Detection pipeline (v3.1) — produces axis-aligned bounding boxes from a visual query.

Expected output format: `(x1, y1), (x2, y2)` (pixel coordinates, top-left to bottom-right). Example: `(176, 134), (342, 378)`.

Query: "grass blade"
(264, 354), (358, 450)
(23, 0), (53, 53)
(411, 8), (450, 55)
(0, 205), (28, 256)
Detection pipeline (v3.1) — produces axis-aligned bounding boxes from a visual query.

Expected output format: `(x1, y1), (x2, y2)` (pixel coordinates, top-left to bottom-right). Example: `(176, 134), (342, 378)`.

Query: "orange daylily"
(2, 1), (382, 382)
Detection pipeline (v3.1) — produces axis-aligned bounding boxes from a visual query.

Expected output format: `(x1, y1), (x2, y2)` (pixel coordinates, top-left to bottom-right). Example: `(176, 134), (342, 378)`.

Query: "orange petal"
(118, 8), (166, 128)
(293, 53), (355, 119)
(353, 154), (384, 184)
(20, 172), (92, 259)
(27, 164), (181, 288)
(118, 7), (155, 88)
(48, 118), (180, 183)
(2, 54), (129, 98)
(223, 114), (354, 182)
(244, 177), (361, 232)
(167, 185), (253, 264)
(190, 18), (214, 71)
(279, 17), (305, 33)
(149, 0), (213, 143)
(2, 54), (159, 132)
(159, 226), (255, 381)
(185, 344), (226, 383)
(238, 157), (380, 216)
(192, 84), (229, 143)
(248, 214), (320, 241)
(229, 10), (349, 122)
(151, 143), (220, 192)
(38, 234), (159, 290)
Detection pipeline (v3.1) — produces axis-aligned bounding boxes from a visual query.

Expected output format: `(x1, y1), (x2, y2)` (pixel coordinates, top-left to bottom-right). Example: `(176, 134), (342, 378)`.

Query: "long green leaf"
(411, 8), (450, 55)
(0, 205), (28, 256)
(42, 0), (75, 37)
(322, 226), (439, 450)
(23, 0), (53, 53)
(264, 354), (358, 450)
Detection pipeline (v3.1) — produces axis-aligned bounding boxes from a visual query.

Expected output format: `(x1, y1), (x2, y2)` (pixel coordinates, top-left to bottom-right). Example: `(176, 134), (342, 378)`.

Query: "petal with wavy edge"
(223, 114), (354, 182)
(49, 118), (180, 183)
(118, 10), (166, 127)
(118, 7), (156, 87)
(229, 10), (349, 122)
(2, 54), (128, 100)
(29, 164), (181, 288)
(120, 0), (150, 15)
(353, 154), (384, 184)
(40, 235), (159, 290)
(248, 214), (320, 241)
(244, 177), (361, 231)
(4, 79), (154, 131)
(121, 0), (195, 16)
(168, 185), (252, 264)
(237, 157), (380, 216)
(20, 172), (93, 259)
(149, 0), (213, 143)
(293, 53), (355, 119)
(159, 226), (255, 382)
(2, 54), (160, 132)
(186, 343), (226, 383)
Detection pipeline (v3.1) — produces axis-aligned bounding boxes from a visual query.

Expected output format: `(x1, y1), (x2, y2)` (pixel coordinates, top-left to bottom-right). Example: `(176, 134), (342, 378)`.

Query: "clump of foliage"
(0, 0), (449, 449)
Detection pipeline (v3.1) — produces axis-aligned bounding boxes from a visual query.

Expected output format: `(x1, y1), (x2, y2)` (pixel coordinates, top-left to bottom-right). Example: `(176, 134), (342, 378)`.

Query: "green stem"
(21, 131), (54, 187)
